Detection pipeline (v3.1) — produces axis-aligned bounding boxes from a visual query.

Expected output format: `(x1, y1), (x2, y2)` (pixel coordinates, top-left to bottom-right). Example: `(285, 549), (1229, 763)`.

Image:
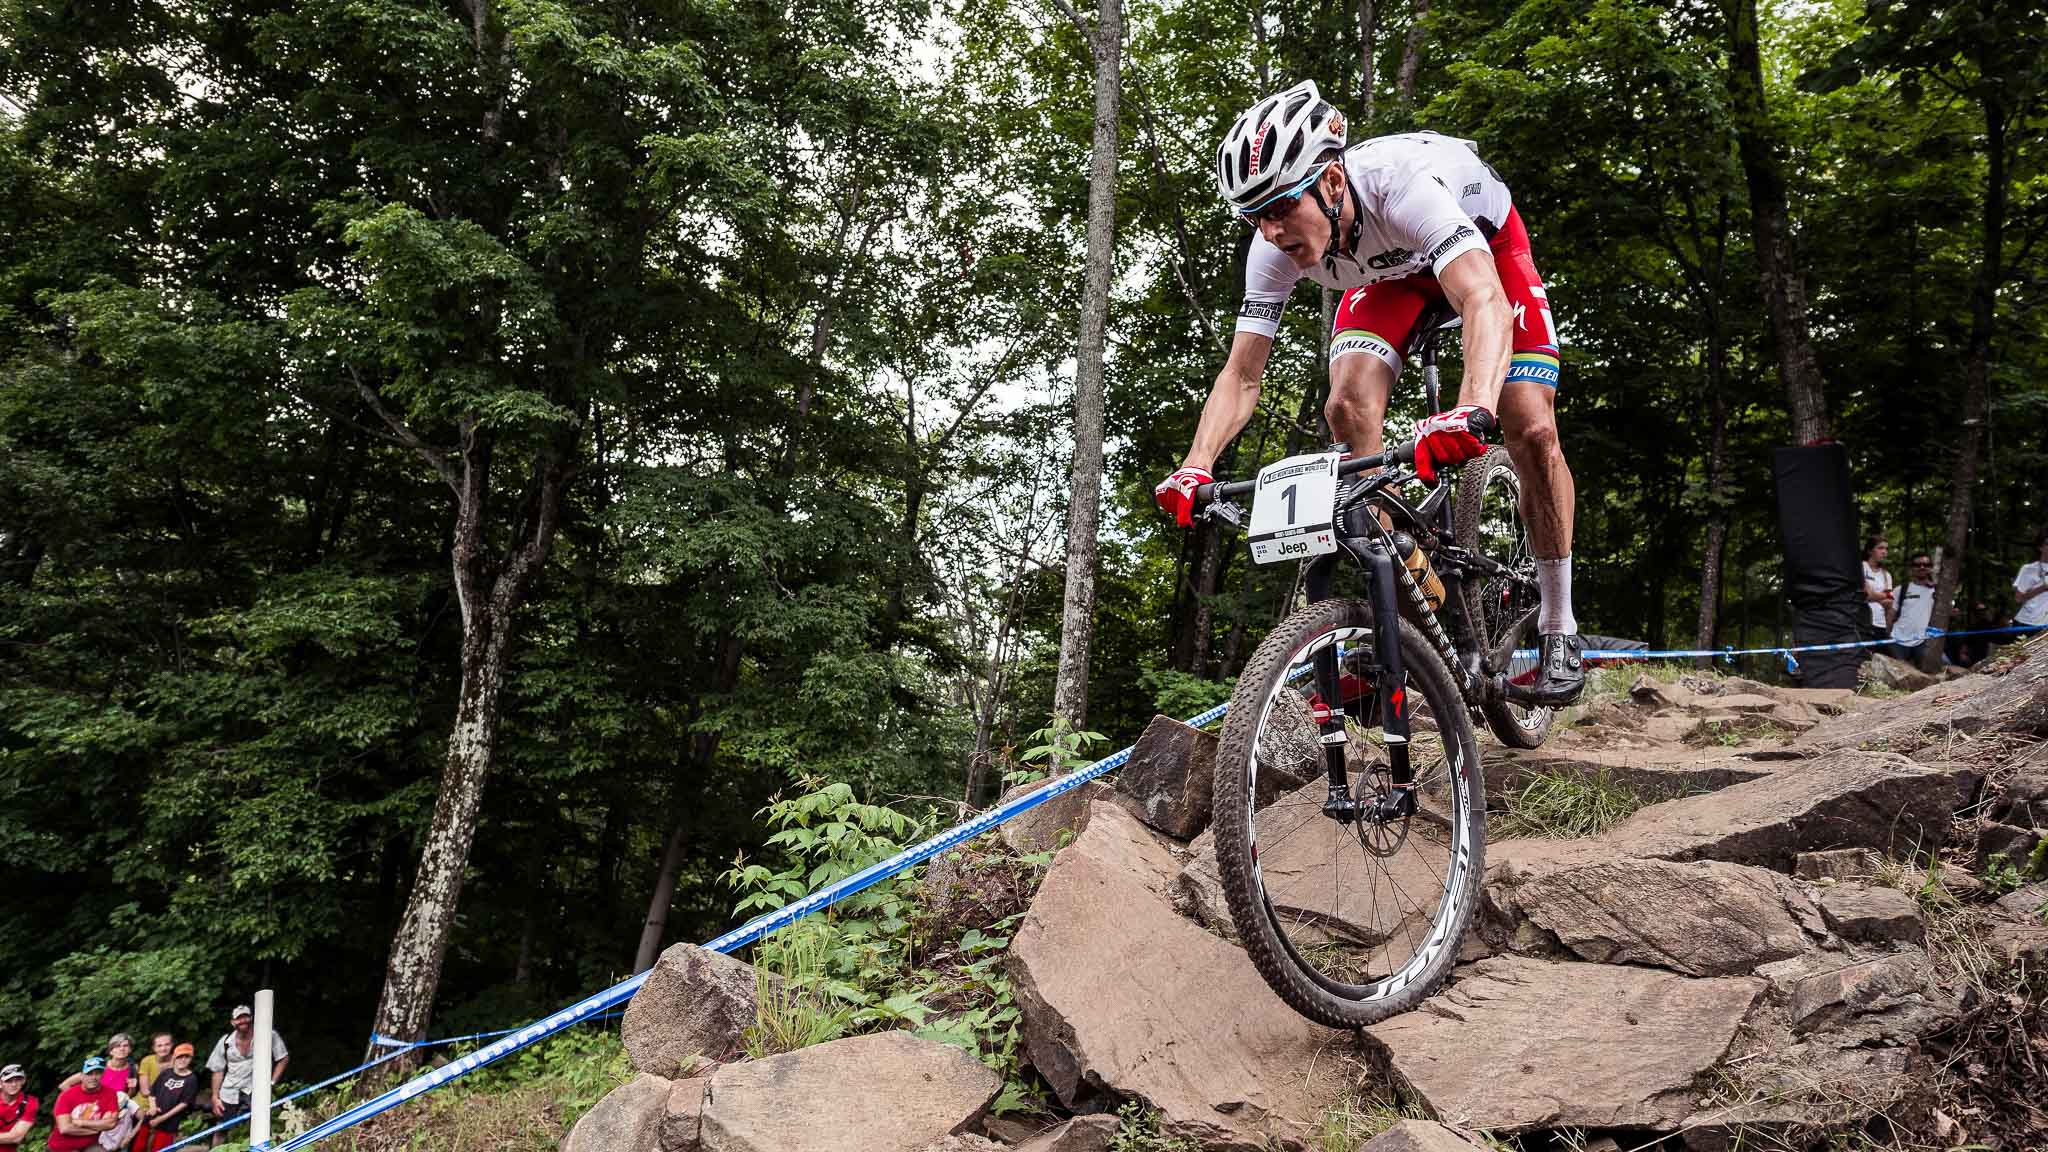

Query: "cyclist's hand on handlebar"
(1411, 405), (1495, 484)
(1153, 464), (1212, 528)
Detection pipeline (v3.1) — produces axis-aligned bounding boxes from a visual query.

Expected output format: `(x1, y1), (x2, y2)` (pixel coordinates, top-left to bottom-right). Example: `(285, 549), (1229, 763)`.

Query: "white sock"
(1535, 556), (1577, 635)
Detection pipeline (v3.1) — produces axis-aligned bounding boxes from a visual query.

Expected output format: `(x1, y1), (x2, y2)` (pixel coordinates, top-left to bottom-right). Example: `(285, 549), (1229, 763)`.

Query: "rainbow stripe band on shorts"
(1506, 351), (1561, 389)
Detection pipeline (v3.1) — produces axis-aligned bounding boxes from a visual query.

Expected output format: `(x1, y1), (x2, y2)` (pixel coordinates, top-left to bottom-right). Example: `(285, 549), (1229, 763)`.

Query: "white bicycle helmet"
(1215, 80), (1348, 213)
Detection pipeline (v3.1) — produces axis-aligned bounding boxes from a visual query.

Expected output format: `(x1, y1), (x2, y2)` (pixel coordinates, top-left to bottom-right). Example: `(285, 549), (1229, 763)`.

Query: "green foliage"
(1493, 768), (1649, 840)
(1140, 667), (1235, 721)
(1109, 1100), (1202, 1152)
(1981, 843), (2046, 897)
(1009, 718), (1110, 787)
(30, 945), (220, 1068)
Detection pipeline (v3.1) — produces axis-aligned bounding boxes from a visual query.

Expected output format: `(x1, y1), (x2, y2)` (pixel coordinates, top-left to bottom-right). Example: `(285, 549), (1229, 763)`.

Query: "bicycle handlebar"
(1192, 409), (1498, 507)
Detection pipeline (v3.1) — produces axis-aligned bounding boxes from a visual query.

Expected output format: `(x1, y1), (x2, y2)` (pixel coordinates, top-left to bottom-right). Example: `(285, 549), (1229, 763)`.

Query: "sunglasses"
(1238, 172), (1321, 226)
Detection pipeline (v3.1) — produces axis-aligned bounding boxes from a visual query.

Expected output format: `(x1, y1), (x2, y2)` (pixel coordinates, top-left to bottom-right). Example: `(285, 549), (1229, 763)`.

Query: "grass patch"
(1309, 1081), (1430, 1150)
(1492, 767), (1647, 839)
(311, 1027), (632, 1152)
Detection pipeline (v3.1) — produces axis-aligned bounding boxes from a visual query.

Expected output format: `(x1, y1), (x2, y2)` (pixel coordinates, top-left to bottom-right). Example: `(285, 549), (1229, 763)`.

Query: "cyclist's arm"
(1184, 330), (1273, 472)
(1437, 248), (1514, 412)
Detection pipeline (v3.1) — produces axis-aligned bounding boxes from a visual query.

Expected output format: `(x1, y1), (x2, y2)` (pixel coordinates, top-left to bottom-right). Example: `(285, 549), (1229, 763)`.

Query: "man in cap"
(206, 1005), (287, 1147)
(45, 1058), (118, 1152)
(0, 1065), (36, 1148)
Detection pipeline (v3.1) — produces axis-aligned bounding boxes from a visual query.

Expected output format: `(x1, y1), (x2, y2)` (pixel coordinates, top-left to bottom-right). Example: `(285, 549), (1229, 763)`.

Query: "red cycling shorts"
(1328, 206), (1560, 389)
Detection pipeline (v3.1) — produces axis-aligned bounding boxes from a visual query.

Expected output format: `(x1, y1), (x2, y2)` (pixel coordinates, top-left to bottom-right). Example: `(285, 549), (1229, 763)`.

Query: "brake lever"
(1201, 500), (1245, 529)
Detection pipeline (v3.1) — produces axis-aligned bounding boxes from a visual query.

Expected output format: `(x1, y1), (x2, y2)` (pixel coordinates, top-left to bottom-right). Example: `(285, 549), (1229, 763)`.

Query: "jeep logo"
(1366, 247), (1414, 270)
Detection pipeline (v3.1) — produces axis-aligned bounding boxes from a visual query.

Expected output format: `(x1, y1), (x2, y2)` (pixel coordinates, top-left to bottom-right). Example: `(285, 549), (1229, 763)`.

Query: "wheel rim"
(1244, 625), (1476, 1003)
(1473, 461), (1551, 733)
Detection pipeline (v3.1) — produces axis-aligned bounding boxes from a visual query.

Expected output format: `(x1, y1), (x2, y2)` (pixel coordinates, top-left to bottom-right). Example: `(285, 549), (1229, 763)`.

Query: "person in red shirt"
(46, 1058), (119, 1152)
(0, 1064), (37, 1148)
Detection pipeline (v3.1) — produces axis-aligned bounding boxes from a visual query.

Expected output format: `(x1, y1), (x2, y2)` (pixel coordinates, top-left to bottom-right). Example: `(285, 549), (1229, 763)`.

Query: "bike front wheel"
(1453, 445), (1554, 749)
(1211, 597), (1485, 1028)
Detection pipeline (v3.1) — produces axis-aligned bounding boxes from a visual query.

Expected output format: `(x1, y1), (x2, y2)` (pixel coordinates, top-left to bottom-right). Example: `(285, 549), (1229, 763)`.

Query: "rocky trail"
(568, 639), (2048, 1152)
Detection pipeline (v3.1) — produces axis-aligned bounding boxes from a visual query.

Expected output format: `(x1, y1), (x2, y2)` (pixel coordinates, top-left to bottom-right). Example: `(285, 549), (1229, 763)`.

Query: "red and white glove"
(1153, 465), (1213, 528)
(1411, 405), (1493, 484)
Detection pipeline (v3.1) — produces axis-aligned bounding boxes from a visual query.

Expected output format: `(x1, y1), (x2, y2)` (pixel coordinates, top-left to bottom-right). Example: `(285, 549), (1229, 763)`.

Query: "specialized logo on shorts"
(1330, 329), (1398, 364)
(1506, 351), (1561, 389)
(1366, 247), (1415, 270)
(1239, 298), (1284, 323)
(1250, 123), (1274, 177)
(1425, 225), (1478, 265)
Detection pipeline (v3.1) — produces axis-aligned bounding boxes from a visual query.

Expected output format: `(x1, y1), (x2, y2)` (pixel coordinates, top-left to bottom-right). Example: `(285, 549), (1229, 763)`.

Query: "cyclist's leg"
(1328, 278), (1431, 453)
(1491, 208), (1581, 699)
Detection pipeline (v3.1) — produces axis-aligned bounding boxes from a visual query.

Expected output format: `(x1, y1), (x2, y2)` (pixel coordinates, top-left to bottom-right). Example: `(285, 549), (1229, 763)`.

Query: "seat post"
(1420, 329), (1442, 413)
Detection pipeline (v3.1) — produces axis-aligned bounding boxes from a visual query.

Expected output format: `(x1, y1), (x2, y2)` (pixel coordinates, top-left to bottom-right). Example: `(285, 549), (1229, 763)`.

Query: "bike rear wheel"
(1453, 446), (1554, 749)
(1211, 597), (1485, 1028)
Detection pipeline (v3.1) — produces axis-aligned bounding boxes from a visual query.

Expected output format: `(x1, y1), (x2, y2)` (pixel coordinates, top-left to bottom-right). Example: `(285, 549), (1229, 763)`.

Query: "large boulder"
(1008, 802), (1340, 1150)
(1484, 849), (1823, 976)
(1114, 714), (1220, 839)
(1784, 951), (1955, 1041)
(624, 944), (776, 1076)
(1861, 652), (1940, 693)
(698, 1031), (1000, 1152)
(1362, 956), (1761, 1133)
(564, 1073), (671, 1152)
(1601, 750), (1978, 870)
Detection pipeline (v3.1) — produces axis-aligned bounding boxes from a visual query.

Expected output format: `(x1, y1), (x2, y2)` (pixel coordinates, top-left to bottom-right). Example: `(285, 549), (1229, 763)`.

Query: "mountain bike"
(1190, 313), (1548, 1027)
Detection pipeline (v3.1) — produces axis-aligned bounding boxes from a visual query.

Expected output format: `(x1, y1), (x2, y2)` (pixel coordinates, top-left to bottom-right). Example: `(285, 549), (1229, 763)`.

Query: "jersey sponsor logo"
(1239, 298), (1284, 323)
(1250, 123), (1274, 177)
(1366, 247), (1415, 270)
(1512, 302), (1526, 331)
(1461, 182), (1482, 198)
(1425, 225), (1478, 264)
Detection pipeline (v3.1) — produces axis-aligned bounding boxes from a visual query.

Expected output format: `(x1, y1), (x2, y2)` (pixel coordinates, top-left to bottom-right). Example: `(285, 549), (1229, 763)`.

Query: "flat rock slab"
(1995, 881), (2048, 920)
(1806, 639), (2048, 755)
(1603, 750), (1977, 870)
(1792, 848), (1878, 881)
(1485, 850), (1822, 976)
(1787, 951), (1954, 1041)
(1816, 883), (1922, 944)
(1486, 747), (1770, 805)
(1014, 1115), (1118, 1152)
(699, 1030), (999, 1152)
(1364, 956), (1760, 1133)
(1010, 802), (1340, 1150)
(625, 943), (776, 1075)
(1360, 1119), (1485, 1151)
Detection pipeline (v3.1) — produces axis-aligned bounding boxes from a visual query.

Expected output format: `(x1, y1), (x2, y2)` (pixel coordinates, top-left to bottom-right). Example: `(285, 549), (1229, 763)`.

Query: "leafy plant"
(1108, 1100), (1202, 1152)
(747, 926), (856, 1057)
(1005, 717), (1109, 787)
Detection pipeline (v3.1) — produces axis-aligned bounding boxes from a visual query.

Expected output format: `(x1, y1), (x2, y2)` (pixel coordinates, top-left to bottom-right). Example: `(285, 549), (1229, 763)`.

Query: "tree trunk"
(1189, 526), (1222, 676)
(367, 417), (571, 1069)
(1694, 201), (1732, 666)
(634, 819), (692, 972)
(1051, 0), (1121, 729)
(1726, 0), (1829, 444)
(1921, 99), (2005, 672)
(1397, 0), (1429, 108)
(1357, 0), (1377, 120)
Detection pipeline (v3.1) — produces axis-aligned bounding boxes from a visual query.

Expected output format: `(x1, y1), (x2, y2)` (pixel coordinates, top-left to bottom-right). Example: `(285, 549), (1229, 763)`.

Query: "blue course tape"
(272, 702), (1234, 1151)
(1515, 624), (2044, 675)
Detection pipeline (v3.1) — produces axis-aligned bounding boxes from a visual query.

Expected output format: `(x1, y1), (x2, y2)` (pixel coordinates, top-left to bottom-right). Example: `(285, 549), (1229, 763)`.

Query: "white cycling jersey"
(1235, 132), (1514, 340)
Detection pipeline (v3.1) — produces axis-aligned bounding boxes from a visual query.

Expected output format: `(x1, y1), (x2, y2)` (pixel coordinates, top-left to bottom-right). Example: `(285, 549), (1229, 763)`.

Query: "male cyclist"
(1153, 81), (1584, 705)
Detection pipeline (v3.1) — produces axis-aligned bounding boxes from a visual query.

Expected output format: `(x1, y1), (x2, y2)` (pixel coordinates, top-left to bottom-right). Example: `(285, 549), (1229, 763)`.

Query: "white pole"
(251, 990), (274, 1150)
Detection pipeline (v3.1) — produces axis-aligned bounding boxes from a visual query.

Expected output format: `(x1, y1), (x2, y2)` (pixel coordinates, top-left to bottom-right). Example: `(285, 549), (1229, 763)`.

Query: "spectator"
(135, 1036), (172, 1111)
(46, 1058), (118, 1152)
(136, 1045), (200, 1152)
(0, 1065), (36, 1148)
(1861, 535), (1895, 636)
(51, 1034), (140, 1104)
(1889, 553), (1939, 662)
(2013, 532), (2048, 632)
(205, 1006), (286, 1147)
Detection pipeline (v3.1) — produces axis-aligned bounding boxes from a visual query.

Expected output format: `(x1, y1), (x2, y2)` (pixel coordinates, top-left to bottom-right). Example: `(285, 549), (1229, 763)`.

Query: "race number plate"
(1247, 451), (1340, 565)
